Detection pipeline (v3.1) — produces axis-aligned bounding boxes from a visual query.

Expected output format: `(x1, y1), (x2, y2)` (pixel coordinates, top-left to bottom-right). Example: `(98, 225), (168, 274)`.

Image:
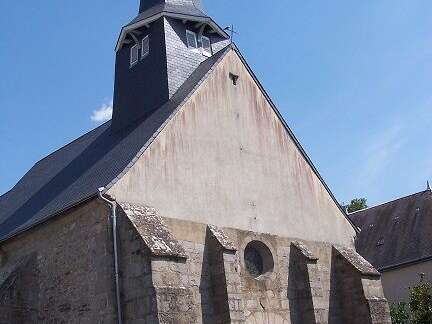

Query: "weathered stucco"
(108, 49), (355, 246)
(381, 260), (432, 304)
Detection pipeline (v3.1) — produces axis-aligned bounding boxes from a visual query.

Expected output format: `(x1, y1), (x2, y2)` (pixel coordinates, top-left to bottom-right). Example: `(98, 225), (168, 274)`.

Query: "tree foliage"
(345, 198), (368, 213)
(390, 302), (409, 324)
(390, 274), (432, 324)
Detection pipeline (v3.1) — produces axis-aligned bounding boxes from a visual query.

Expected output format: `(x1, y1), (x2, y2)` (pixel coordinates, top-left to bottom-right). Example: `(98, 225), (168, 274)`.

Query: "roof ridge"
(349, 189), (431, 216)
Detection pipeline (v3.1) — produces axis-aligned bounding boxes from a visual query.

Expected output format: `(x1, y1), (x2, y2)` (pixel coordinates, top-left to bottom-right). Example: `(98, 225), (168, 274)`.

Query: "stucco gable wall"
(108, 50), (355, 246)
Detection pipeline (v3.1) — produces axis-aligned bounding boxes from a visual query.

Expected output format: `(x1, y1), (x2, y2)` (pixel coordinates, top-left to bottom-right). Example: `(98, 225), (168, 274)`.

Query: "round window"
(244, 241), (274, 278)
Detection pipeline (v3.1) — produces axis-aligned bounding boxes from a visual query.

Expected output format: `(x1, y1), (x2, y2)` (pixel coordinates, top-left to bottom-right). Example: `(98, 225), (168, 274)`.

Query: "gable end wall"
(108, 49), (355, 246)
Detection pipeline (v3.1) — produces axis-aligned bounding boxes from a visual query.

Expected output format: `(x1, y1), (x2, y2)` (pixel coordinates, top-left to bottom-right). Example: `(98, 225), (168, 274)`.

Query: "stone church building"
(0, 0), (391, 323)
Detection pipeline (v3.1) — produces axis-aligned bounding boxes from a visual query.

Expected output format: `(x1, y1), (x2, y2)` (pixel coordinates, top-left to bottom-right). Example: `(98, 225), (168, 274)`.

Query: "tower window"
(186, 30), (198, 50)
(141, 36), (149, 59)
(130, 44), (139, 66)
(201, 36), (212, 57)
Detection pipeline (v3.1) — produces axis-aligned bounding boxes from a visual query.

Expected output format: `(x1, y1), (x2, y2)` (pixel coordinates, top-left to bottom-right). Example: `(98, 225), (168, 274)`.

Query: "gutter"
(98, 188), (123, 324)
(379, 255), (432, 273)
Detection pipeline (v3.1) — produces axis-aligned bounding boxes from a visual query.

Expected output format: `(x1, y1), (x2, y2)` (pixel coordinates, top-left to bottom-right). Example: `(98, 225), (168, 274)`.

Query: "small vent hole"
(229, 73), (239, 85)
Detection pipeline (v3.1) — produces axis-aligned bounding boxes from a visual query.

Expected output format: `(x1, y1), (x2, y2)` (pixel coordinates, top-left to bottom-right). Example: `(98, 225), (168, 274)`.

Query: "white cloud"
(91, 100), (113, 122)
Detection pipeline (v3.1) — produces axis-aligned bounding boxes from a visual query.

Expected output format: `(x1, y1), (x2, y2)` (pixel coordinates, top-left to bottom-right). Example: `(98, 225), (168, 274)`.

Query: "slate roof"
(116, 2), (228, 52)
(0, 45), (231, 243)
(349, 190), (432, 271)
(129, 3), (207, 27)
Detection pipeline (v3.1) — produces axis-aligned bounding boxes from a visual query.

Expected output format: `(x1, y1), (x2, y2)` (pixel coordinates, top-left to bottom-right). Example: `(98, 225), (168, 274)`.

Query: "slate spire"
(112, 0), (229, 131)
(139, 0), (204, 13)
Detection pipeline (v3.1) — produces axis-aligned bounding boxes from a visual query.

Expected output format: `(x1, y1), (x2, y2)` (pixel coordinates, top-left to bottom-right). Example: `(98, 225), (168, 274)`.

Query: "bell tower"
(111, 0), (230, 131)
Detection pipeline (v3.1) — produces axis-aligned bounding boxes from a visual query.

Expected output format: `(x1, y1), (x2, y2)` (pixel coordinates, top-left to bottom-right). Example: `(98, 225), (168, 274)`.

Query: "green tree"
(390, 302), (409, 324)
(345, 198), (368, 213)
(409, 274), (432, 324)
(390, 274), (432, 324)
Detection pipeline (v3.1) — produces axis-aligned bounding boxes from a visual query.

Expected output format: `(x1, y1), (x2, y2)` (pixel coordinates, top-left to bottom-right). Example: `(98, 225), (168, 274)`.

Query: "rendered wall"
(0, 200), (117, 323)
(108, 49), (356, 246)
(381, 260), (432, 304)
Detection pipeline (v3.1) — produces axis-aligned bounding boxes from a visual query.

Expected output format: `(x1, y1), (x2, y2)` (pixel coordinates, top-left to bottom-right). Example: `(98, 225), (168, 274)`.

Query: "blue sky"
(1, 0), (431, 206)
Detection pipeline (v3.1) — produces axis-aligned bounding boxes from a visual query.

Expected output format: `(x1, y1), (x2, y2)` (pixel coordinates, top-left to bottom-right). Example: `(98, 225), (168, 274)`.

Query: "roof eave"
(0, 194), (98, 245)
(115, 12), (229, 52)
(379, 255), (432, 272)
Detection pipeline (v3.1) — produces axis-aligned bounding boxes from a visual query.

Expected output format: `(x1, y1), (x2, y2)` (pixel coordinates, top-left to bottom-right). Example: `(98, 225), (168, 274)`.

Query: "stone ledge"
(207, 225), (237, 251)
(120, 203), (187, 259)
(291, 241), (319, 262)
(333, 245), (380, 277)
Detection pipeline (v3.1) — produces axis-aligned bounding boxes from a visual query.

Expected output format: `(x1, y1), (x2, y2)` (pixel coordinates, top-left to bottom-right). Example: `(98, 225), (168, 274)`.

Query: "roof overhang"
(379, 255), (432, 272)
(116, 11), (229, 52)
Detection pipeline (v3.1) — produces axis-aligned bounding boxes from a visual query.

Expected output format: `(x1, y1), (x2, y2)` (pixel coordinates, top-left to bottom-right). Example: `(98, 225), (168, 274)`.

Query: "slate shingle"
(349, 190), (432, 270)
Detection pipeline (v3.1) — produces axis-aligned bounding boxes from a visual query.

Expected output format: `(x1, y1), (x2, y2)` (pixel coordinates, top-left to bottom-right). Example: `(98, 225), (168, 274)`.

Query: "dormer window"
(141, 36), (149, 59)
(130, 44), (139, 66)
(186, 30), (198, 51)
(201, 36), (212, 57)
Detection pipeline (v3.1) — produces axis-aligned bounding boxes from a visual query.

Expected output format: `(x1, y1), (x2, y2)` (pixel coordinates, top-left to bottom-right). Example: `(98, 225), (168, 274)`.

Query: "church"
(0, 1), (391, 323)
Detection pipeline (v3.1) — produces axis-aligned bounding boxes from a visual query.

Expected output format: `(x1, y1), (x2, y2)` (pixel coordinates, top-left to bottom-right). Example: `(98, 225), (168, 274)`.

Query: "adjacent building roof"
(349, 190), (432, 271)
(0, 46), (231, 243)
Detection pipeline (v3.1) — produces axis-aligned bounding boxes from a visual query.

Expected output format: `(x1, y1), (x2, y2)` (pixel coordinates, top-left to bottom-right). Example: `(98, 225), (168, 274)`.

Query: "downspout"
(98, 188), (123, 324)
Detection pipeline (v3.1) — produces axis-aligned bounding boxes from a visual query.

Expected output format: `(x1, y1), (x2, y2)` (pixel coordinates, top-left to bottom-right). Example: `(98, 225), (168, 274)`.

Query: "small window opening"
(244, 241), (274, 279)
(141, 36), (149, 59)
(130, 44), (139, 66)
(201, 36), (212, 57)
(229, 73), (239, 86)
(186, 30), (198, 50)
(377, 238), (385, 247)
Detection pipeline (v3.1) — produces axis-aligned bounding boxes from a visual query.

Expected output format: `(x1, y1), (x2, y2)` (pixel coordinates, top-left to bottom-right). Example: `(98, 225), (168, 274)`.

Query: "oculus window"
(244, 241), (274, 278)
(201, 36), (212, 57)
(141, 36), (150, 59)
(186, 30), (198, 50)
(130, 44), (139, 66)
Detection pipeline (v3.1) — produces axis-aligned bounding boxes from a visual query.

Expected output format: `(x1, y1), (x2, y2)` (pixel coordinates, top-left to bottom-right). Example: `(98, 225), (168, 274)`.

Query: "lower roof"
(349, 190), (432, 270)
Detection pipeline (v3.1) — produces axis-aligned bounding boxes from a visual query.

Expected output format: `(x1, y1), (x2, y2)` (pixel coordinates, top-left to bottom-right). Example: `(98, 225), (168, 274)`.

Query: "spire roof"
(139, 0), (204, 13)
(116, 1), (228, 52)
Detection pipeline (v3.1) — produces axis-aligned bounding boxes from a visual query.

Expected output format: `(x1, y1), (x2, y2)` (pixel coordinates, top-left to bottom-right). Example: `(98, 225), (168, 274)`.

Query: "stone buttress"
(116, 203), (391, 324)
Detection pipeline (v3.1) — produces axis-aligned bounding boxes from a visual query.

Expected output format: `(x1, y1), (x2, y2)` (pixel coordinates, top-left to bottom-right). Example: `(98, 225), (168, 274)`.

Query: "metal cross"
(224, 25), (238, 44)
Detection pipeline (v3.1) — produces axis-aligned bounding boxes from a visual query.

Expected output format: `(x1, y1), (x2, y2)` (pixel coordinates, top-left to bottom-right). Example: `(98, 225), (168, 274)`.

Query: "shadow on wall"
(288, 247), (317, 324)
(328, 248), (371, 324)
(200, 228), (231, 324)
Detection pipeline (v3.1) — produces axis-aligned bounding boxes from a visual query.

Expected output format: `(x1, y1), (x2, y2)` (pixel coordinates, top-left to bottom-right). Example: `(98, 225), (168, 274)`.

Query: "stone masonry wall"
(0, 199), (117, 324)
(117, 203), (391, 324)
(0, 199), (390, 323)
